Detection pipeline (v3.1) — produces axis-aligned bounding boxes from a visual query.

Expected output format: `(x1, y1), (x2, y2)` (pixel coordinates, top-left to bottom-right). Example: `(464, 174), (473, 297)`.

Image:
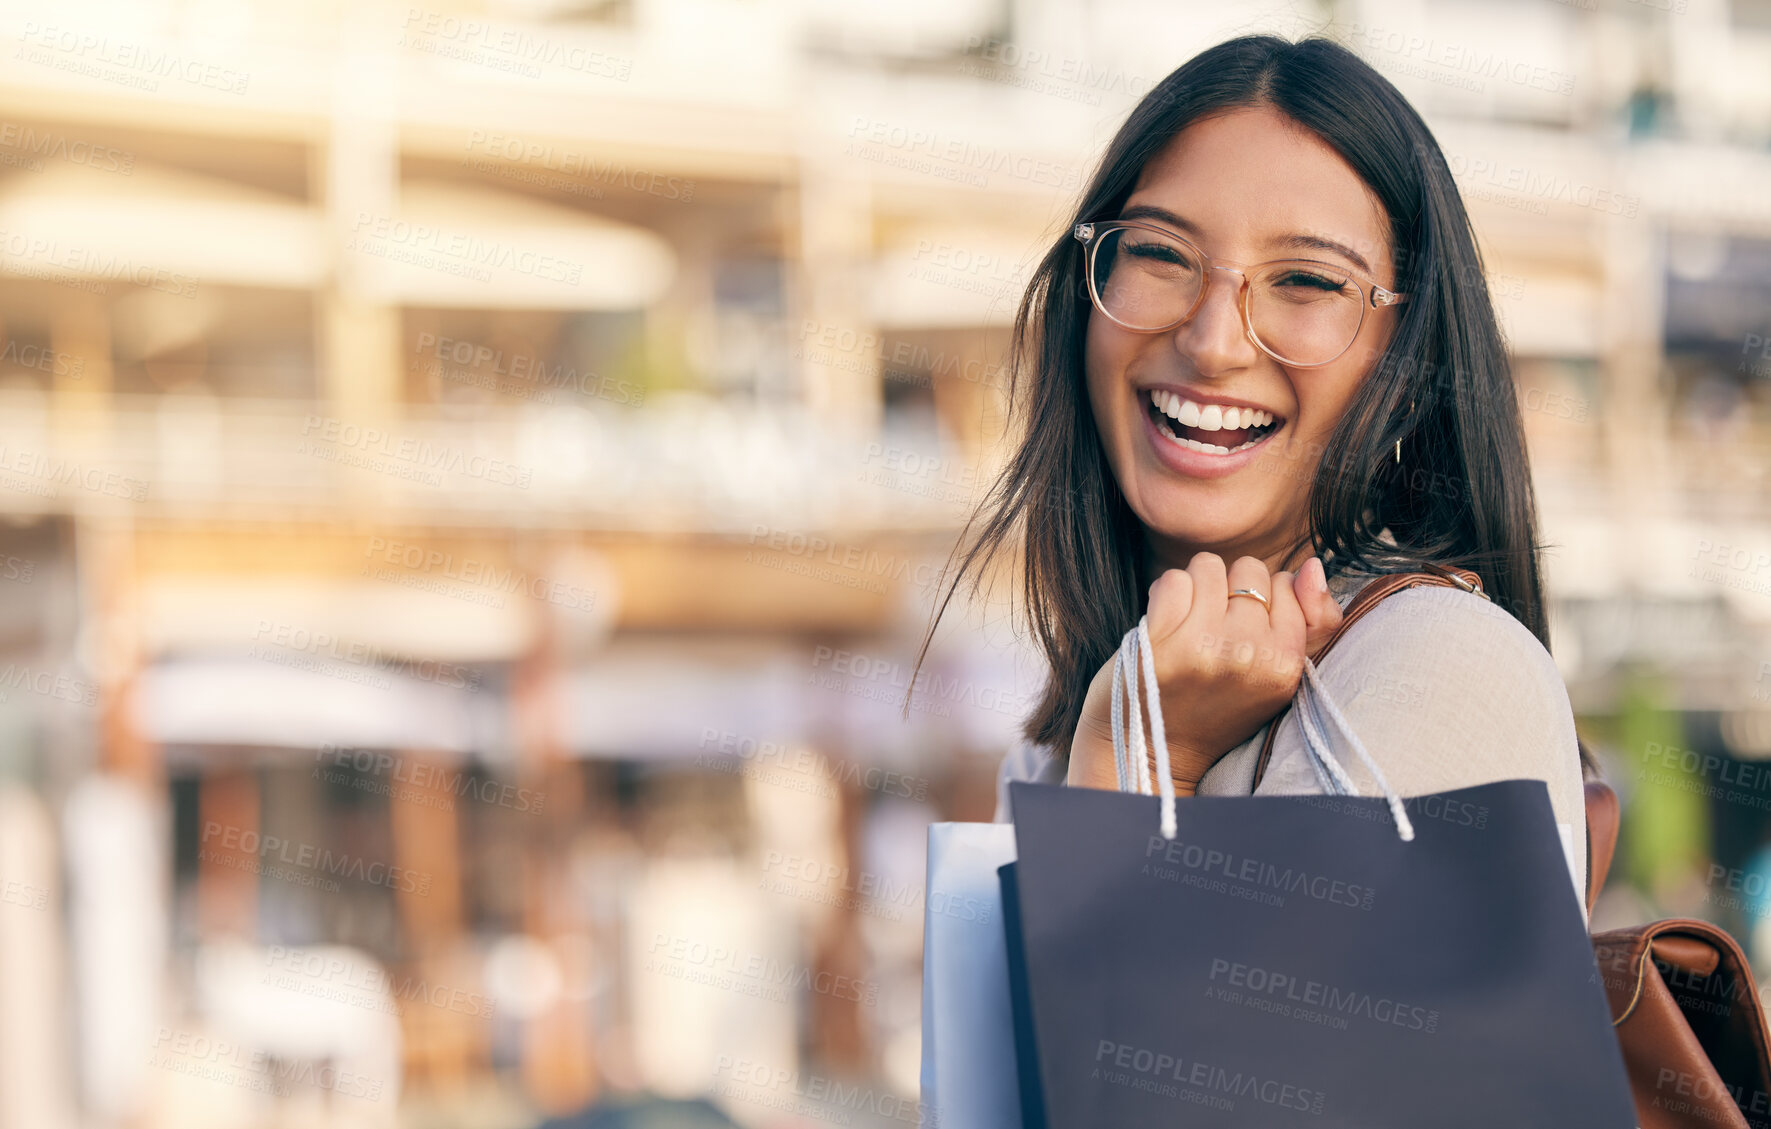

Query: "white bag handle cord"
(1109, 617), (1175, 838)
(1110, 618), (1414, 842)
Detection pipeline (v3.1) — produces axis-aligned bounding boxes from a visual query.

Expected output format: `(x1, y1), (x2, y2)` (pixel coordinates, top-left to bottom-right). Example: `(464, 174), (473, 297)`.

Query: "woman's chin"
(1146, 519), (1274, 561)
(1139, 483), (1279, 542)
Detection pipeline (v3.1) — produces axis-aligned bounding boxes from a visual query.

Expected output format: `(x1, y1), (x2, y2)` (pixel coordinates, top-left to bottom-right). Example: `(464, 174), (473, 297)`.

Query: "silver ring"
(1227, 588), (1270, 610)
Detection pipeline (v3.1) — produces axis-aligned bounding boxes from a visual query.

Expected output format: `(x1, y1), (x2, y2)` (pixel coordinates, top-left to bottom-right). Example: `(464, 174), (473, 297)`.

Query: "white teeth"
(1149, 391), (1282, 439)
(1150, 412), (1273, 456)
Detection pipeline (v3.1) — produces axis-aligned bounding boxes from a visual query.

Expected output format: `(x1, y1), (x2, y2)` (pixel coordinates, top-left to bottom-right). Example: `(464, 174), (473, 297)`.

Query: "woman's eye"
(1123, 241), (1195, 269)
(1276, 270), (1348, 292)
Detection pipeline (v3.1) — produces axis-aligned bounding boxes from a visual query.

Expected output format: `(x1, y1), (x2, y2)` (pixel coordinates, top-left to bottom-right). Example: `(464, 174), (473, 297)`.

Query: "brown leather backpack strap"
(1249, 566), (1486, 790)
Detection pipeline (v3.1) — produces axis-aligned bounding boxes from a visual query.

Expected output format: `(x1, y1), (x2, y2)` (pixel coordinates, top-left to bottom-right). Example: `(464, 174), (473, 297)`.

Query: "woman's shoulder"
(1334, 577), (1556, 684)
(1304, 573), (1585, 907)
(1316, 577), (1576, 762)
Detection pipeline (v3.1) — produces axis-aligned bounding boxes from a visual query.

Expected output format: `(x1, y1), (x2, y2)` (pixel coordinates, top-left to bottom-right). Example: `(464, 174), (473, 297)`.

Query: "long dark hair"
(913, 34), (1593, 773)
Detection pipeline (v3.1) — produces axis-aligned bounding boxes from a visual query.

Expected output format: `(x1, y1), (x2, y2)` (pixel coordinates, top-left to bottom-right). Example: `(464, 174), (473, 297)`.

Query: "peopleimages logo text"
(200, 823), (431, 895)
(314, 746), (543, 814)
(1093, 1039), (1327, 1114)
(1144, 836), (1375, 910)
(301, 417), (531, 489)
(1207, 958), (1439, 1032)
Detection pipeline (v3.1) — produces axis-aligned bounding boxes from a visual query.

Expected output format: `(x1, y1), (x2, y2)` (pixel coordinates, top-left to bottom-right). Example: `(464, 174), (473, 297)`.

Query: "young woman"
(918, 34), (1592, 904)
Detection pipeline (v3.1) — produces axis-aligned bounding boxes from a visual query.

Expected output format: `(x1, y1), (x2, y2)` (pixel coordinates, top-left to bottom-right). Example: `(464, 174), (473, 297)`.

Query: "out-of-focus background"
(0, 0), (1767, 1125)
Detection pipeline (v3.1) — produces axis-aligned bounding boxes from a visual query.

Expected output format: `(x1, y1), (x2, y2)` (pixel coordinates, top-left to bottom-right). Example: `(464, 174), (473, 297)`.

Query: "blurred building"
(0, 0), (1767, 1126)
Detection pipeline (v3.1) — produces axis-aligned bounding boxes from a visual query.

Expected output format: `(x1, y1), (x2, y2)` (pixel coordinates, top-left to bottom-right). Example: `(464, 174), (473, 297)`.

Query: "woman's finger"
(1146, 567), (1194, 646)
(1266, 569), (1306, 650)
(1184, 551), (1228, 629)
(1223, 555), (1274, 631)
(1296, 556), (1344, 659)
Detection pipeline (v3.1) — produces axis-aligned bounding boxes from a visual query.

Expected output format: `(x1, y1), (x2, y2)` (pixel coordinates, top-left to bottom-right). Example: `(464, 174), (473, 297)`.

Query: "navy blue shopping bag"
(995, 617), (1635, 1127)
(999, 780), (1634, 1127)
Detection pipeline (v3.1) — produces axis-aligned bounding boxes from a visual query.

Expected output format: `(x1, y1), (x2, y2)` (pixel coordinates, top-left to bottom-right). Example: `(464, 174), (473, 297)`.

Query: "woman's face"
(1084, 105), (1403, 573)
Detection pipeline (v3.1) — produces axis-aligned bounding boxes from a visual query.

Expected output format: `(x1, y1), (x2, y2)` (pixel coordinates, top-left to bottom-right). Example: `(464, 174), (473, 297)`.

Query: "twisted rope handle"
(1109, 619), (1414, 842)
(1110, 616), (1176, 838)
(1297, 656), (1415, 841)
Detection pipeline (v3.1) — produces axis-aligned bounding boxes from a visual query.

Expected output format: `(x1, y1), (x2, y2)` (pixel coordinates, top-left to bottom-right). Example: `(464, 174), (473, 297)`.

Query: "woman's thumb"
(1298, 557), (1342, 660)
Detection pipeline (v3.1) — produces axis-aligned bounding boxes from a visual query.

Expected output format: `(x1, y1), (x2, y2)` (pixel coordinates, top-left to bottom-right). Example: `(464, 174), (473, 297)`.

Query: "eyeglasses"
(1073, 220), (1408, 368)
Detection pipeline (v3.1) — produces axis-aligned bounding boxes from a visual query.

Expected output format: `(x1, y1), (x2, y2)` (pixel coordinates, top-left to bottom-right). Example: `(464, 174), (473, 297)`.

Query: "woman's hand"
(1066, 554), (1343, 794)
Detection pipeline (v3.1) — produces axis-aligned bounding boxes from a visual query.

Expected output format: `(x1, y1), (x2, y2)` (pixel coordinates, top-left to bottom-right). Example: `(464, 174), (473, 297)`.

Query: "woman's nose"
(1170, 265), (1260, 372)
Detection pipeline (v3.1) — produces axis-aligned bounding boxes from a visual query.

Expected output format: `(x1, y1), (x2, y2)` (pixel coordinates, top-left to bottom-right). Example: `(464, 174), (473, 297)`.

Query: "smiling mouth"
(1145, 389), (1284, 455)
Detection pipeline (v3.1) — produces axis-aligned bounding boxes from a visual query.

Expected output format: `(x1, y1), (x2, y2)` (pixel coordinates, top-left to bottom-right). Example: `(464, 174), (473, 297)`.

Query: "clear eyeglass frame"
(1072, 220), (1409, 368)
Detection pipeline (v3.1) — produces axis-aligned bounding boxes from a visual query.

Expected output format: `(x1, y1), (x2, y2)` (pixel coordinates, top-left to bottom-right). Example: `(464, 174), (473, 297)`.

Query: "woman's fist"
(1067, 554), (1343, 793)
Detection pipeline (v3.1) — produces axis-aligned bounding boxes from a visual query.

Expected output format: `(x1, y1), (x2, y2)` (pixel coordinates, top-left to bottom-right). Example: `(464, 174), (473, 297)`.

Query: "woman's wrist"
(1149, 746), (1204, 796)
(1067, 726), (1208, 795)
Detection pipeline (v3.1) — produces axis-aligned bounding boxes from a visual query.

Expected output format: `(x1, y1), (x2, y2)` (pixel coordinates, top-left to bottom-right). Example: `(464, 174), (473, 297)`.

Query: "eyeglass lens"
(1090, 225), (1367, 366)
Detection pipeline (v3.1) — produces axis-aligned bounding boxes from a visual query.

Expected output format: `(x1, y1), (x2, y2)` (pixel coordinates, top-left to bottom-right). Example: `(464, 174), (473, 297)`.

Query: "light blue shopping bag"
(920, 821), (1020, 1129)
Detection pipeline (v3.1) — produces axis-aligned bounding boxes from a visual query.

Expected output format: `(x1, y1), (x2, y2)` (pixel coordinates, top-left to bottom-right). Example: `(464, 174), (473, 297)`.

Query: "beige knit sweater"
(993, 565), (1590, 922)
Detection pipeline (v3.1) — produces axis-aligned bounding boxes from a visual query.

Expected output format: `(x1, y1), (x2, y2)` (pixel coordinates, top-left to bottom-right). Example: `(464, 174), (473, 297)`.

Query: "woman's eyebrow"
(1116, 203), (1201, 238)
(1277, 232), (1374, 275)
(1116, 203), (1375, 275)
